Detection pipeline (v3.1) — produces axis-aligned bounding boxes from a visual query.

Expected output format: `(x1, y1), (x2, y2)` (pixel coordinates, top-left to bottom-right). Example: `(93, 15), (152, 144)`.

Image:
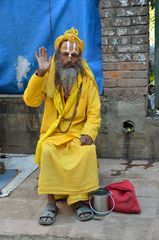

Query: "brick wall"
(96, 0), (159, 160)
(100, 0), (149, 98)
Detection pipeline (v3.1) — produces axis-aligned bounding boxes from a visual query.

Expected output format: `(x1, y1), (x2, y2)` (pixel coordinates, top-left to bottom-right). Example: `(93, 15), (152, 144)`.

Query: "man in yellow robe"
(23, 28), (101, 225)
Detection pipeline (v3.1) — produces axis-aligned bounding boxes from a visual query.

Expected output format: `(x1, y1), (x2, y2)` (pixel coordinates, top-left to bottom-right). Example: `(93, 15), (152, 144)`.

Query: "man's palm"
(35, 47), (52, 72)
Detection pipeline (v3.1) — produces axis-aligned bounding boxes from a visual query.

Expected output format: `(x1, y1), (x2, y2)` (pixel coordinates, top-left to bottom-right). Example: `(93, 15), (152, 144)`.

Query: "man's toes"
(84, 213), (91, 218)
(80, 212), (91, 219)
(47, 217), (52, 224)
(40, 217), (46, 223)
(41, 216), (51, 224)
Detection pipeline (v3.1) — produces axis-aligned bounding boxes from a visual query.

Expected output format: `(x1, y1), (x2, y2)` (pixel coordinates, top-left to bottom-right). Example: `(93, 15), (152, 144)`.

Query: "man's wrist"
(36, 69), (47, 77)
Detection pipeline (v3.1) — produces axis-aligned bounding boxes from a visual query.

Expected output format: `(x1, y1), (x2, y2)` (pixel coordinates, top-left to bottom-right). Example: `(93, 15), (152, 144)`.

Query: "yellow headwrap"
(54, 27), (84, 52)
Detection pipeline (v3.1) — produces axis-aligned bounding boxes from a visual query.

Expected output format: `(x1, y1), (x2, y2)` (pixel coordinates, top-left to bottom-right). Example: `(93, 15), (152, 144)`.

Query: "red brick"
(102, 53), (132, 62)
(132, 16), (148, 25)
(102, 36), (131, 46)
(104, 79), (118, 87)
(132, 35), (148, 44)
(118, 79), (148, 87)
(132, 53), (148, 62)
(103, 71), (122, 79)
(103, 71), (147, 79)
(101, 18), (131, 28)
(101, 28), (116, 36)
(117, 44), (148, 53)
(116, 6), (148, 17)
(102, 62), (148, 71)
(102, 46), (117, 54)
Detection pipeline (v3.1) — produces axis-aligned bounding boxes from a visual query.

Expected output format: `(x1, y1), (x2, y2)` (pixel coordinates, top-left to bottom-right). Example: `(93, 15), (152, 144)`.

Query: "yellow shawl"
(34, 57), (98, 164)
(35, 75), (82, 164)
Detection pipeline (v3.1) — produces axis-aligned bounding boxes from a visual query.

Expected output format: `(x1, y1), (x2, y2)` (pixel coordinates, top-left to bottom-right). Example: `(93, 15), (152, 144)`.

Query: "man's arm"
(23, 47), (52, 107)
(81, 79), (101, 144)
(23, 72), (47, 107)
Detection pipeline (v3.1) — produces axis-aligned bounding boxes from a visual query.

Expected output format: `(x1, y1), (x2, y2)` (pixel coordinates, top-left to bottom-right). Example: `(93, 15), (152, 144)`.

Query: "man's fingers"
(85, 137), (93, 144)
(80, 136), (88, 145)
(35, 47), (50, 63)
(38, 47), (42, 57)
(38, 47), (44, 57)
(36, 47), (48, 59)
(80, 135), (93, 145)
(41, 47), (47, 57)
(80, 136), (86, 145)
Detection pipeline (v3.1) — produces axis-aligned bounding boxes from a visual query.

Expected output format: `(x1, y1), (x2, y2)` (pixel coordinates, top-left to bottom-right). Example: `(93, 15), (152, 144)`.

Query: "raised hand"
(35, 47), (52, 76)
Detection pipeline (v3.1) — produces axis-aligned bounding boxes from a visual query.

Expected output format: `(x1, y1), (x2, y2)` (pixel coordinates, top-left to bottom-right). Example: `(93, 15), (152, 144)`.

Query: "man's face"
(60, 41), (80, 67)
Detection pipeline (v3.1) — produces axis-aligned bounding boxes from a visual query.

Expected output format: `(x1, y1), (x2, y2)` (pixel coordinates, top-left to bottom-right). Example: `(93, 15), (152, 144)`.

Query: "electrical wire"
(48, 0), (53, 55)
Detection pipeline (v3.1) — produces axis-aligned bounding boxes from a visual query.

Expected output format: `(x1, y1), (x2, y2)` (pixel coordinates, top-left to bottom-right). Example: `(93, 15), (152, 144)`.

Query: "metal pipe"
(122, 120), (135, 135)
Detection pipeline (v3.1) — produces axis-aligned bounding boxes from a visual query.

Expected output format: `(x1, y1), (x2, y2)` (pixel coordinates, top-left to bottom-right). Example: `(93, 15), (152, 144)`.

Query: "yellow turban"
(54, 27), (84, 52)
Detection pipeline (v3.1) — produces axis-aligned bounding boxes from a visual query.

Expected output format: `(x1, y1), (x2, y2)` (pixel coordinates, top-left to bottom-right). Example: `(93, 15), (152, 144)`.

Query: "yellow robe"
(23, 72), (101, 204)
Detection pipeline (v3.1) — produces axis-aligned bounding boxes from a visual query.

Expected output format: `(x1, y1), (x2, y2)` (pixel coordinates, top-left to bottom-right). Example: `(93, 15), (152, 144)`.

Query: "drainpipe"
(122, 120), (135, 135)
(122, 120), (135, 161)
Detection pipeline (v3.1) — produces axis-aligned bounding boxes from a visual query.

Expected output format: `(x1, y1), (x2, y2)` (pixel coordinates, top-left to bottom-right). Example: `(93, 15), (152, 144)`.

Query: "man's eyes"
(61, 52), (79, 58)
(62, 52), (69, 57)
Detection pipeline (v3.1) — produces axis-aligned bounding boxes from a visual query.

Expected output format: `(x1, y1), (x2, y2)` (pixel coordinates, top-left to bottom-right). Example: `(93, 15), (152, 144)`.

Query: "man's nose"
(67, 56), (72, 62)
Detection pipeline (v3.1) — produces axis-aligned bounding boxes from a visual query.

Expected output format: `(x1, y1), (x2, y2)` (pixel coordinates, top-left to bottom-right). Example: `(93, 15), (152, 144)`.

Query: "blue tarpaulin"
(0, 0), (103, 94)
(0, 169), (18, 191)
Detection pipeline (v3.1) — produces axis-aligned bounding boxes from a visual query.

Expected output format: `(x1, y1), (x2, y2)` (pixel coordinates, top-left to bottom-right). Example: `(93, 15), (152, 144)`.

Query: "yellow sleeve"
(23, 72), (48, 107)
(81, 79), (101, 141)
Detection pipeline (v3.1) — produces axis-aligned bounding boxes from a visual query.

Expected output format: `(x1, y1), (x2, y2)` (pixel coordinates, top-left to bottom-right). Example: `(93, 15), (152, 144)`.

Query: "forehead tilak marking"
(66, 41), (77, 51)
(73, 42), (76, 51)
(66, 41), (70, 50)
(61, 41), (79, 55)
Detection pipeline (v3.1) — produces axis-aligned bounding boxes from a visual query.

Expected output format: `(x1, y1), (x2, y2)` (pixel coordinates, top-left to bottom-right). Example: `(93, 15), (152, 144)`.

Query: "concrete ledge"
(0, 96), (42, 154)
(0, 95), (23, 98)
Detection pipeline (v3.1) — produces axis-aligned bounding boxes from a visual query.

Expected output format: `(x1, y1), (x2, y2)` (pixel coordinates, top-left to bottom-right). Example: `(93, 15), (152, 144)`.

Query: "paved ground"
(0, 158), (159, 240)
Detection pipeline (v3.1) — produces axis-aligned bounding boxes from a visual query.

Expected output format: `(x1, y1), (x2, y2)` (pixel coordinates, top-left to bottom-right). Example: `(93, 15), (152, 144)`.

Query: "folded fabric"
(105, 179), (141, 214)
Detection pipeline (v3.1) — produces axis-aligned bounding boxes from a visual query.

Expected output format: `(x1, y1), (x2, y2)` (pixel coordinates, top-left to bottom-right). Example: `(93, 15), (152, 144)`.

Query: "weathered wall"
(96, 0), (159, 160)
(100, 0), (148, 97)
(0, 95), (41, 153)
(1, 0), (159, 160)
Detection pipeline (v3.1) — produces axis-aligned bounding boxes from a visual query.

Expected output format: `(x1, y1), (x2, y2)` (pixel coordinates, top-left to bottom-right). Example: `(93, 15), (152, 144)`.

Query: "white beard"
(59, 67), (77, 96)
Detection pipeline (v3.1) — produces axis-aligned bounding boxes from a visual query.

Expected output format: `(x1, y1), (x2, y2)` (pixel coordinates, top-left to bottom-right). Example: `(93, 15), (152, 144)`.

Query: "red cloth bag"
(105, 180), (141, 214)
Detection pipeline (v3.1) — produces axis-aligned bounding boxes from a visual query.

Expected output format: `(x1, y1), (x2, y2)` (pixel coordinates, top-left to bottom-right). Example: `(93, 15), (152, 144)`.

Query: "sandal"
(74, 202), (94, 221)
(39, 203), (58, 225)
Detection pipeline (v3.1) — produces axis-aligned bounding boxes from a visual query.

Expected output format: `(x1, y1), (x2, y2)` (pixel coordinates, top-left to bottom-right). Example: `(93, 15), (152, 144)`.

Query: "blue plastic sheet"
(0, 0), (103, 94)
(0, 169), (18, 191)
